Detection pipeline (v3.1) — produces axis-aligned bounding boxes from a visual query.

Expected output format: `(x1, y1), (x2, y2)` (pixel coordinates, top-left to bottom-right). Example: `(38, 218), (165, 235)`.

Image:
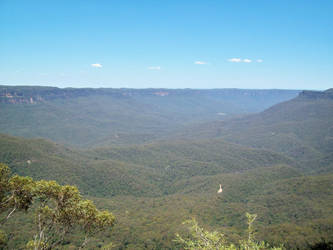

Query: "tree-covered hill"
(179, 89), (333, 172)
(0, 133), (296, 197)
(0, 133), (160, 197)
(91, 138), (297, 193)
(1, 131), (333, 248)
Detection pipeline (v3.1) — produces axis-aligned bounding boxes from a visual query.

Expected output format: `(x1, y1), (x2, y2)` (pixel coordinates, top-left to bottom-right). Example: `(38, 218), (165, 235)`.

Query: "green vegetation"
(175, 213), (283, 250)
(0, 163), (115, 249)
(0, 133), (297, 198)
(0, 87), (332, 249)
(181, 89), (333, 170)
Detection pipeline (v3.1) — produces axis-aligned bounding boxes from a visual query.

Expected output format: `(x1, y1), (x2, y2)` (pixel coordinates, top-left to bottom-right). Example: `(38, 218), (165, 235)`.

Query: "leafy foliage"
(0, 164), (115, 249)
(175, 213), (283, 250)
(0, 229), (7, 249)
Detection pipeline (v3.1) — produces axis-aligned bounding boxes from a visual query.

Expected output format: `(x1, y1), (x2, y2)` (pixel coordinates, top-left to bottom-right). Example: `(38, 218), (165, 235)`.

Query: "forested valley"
(1, 86), (333, 249)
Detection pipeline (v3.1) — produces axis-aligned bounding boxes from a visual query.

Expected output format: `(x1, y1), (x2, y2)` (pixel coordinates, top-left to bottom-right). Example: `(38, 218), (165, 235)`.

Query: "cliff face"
(0, 85), (302, 105)
(0, 86), (98, 104)
(4, 86), (331, 105)
(299, 89), (333, 99)
(3, 86), (332, 105)
(0, 93), (43, 104)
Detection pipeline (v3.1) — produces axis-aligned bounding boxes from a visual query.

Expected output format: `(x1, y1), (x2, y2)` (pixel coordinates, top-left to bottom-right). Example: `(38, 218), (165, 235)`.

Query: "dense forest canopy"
(0, 87), (332, 249)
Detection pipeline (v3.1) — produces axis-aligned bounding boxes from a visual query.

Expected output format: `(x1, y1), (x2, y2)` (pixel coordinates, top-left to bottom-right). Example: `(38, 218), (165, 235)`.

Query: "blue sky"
(0, 0), (332, 89)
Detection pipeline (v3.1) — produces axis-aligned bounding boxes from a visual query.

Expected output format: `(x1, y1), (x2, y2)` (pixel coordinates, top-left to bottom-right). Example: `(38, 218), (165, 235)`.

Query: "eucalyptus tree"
(0, 163), (115, 249)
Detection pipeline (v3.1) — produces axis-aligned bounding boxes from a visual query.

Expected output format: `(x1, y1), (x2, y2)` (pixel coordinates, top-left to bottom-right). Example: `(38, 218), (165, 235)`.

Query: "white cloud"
(194, 61), (208, 65)
(228, 58), (242, 63)
(91, 63), (102, 68)
(147, 66), (161, 70)
(228, 58), (262, 63)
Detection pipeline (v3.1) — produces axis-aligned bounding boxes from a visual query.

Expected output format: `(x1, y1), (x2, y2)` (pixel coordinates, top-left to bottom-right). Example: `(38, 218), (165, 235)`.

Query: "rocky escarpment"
(0, 86), (100, 104)
(0, 86), (175, 104)
(0, 92), (43, 104)
(299, 89), (333, 100)
(0, 85), (301, 105)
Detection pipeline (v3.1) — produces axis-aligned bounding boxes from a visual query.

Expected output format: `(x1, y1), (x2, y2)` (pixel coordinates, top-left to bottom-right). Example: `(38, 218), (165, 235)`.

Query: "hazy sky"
(0, 0), (332, 89)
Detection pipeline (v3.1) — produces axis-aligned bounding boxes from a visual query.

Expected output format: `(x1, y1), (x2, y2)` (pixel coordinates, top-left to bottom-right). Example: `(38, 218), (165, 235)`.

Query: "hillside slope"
(0, 133), (160, 197)
(0, 133), (297, 197)
(180, 89), (333, 172)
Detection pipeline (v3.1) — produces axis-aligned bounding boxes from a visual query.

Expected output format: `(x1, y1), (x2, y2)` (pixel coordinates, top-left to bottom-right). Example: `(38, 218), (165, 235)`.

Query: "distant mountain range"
(0, 86), (300, 147)
(0, 86), (301, 105)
